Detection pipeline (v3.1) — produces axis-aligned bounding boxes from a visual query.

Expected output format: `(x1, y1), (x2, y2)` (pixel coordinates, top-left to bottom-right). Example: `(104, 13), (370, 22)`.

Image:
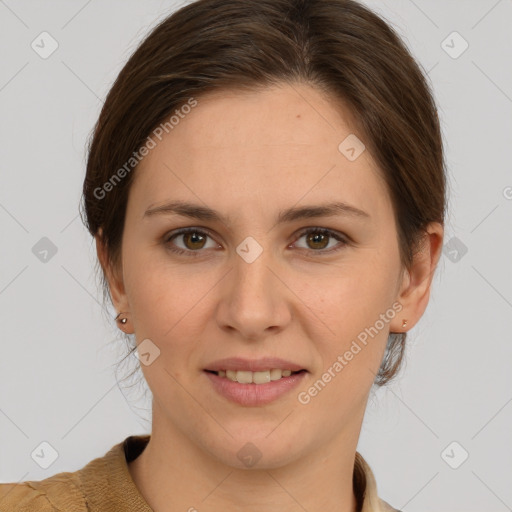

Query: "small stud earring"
(402, 319), (408, 328)
(115, 313), (128, 325)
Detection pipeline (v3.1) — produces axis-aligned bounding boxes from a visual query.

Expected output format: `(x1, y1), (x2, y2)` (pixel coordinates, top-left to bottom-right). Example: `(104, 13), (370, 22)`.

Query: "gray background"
(0, 1), (511, 511)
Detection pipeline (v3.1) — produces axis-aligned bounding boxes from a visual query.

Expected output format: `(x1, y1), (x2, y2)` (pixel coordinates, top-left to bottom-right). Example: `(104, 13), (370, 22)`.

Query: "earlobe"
(390, 223), (444, 332)
(115, 311), (135, 334)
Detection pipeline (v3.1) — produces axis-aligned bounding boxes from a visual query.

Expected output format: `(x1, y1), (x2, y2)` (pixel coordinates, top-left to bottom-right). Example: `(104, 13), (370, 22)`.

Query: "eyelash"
(164, 227), (349, 257)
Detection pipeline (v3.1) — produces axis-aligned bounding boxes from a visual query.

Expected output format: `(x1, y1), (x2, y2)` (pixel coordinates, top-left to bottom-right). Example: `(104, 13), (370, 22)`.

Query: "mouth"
(204, 368), (307, 384)
(203, 358), (308, 406)
(203, 357), (308, 405)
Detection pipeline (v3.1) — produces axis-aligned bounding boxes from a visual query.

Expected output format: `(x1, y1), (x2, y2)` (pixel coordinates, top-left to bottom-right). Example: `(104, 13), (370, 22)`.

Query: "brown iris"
(183, 231), (207, 250)
(306, 232), (329, 250)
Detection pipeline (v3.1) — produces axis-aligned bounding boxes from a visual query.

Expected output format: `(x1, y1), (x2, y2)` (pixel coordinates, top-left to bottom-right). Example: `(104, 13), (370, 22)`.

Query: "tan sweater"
(0, 435), (401, 511)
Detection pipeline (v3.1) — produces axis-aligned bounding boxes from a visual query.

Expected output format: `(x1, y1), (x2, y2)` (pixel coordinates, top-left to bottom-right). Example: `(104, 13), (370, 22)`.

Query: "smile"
(204, 369), (307, 406)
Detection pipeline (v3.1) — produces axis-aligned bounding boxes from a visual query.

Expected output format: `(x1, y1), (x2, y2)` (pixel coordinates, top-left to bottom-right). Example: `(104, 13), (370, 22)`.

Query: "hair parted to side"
(80, 0), (446, 387)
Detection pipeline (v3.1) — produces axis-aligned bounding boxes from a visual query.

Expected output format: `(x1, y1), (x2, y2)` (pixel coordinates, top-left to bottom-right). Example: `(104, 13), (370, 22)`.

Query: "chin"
(205, 428), (306, 470)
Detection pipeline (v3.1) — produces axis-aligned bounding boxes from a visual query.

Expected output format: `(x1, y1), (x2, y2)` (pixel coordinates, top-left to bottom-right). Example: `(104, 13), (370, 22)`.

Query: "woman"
(0, 0), (445, 510)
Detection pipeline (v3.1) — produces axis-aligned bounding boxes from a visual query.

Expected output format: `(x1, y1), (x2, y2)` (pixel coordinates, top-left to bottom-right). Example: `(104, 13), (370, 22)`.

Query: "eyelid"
(294, 226), (349, 243)
(164, 226), (218, 243)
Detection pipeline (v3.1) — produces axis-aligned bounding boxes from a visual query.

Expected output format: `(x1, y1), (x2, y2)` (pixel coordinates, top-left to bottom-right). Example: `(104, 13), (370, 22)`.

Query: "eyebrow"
(143, 200), (370, 224)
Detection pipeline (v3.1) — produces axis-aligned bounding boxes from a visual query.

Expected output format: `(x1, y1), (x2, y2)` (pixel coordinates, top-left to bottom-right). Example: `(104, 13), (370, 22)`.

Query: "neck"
(128, 404), (363, 512)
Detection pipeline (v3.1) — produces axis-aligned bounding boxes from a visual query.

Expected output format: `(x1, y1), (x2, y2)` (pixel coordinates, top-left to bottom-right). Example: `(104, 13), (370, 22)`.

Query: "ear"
(390, 222), (444, 333)
(95, 228), (131, 318)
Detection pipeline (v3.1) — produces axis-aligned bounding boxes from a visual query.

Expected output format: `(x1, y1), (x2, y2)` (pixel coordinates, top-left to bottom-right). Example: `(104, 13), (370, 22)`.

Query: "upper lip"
(205, 357), (306, 373)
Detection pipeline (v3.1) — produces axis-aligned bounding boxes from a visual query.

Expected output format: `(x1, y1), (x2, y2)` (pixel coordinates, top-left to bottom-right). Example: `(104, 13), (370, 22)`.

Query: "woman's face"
(104, 83), (432, 468)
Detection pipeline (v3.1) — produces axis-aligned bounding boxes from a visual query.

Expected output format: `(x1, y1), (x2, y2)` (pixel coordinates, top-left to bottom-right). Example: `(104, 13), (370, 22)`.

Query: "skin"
(97, 82), (443, 512)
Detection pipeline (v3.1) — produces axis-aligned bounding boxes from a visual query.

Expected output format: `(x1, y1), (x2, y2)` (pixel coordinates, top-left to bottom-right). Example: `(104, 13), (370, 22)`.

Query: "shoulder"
(0, 435), (148, 512)
(0, 471), (87, 512)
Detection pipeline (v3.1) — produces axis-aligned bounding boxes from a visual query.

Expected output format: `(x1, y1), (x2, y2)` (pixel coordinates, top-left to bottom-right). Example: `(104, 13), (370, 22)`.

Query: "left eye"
(293, 228), (348, 253)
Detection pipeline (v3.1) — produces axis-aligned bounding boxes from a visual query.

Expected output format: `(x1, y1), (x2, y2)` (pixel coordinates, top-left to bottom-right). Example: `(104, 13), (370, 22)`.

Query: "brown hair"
(81, 0), (446, 386)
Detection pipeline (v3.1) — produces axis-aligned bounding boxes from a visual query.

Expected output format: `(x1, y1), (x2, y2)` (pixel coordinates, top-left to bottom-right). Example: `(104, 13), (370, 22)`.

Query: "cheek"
(317, 257), (396, 328)
(307, 252), (398, 378)
(297, 274), (393, 417)
(125, 256), (217, 359)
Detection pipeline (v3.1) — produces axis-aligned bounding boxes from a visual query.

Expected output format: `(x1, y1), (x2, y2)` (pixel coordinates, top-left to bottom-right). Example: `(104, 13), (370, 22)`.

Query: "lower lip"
(204, 370), (307, 406)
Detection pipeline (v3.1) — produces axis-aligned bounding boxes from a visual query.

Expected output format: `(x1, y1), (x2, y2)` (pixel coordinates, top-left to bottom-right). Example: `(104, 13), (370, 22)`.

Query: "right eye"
(164, 227), (220, 256)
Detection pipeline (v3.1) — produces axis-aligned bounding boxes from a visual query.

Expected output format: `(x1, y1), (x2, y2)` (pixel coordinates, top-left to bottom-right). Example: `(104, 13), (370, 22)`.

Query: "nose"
(215, 242), (292, 341)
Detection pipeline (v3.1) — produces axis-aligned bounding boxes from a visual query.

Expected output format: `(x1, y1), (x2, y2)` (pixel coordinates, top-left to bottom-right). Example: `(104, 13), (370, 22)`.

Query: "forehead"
(130, 83), (390, 223)
(162, 83), (362, 149)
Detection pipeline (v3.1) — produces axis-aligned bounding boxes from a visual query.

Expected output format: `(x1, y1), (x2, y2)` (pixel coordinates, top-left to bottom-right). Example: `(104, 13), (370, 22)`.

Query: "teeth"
(236, 370), (252, 384)
(253, 371), (271, 384)
(217, 369), (298, 384)
(270, 368), (282, 381)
